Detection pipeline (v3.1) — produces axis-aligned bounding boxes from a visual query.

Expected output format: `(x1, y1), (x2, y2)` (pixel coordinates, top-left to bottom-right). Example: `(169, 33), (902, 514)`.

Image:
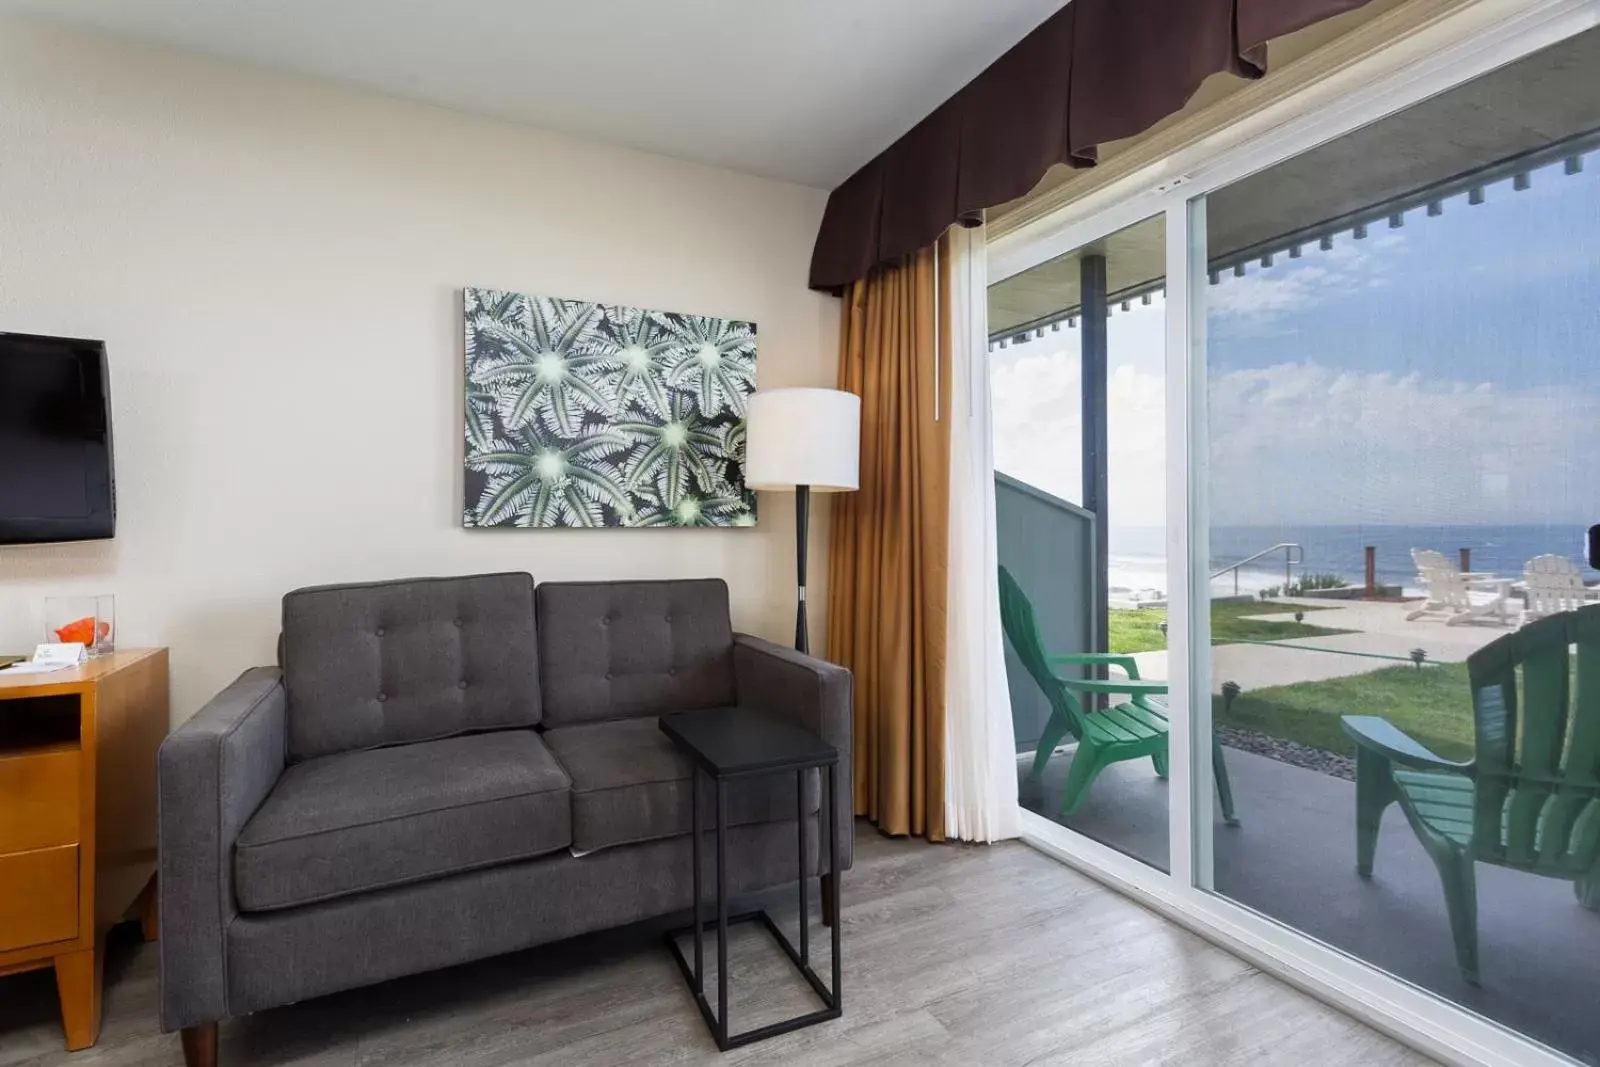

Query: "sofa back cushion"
(537, 579), (735, 727)
(282, 572), (541, 761)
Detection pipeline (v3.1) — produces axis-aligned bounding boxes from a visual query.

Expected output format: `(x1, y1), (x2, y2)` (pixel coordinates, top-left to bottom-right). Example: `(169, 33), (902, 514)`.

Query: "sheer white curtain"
(943, 223), (1019, 843)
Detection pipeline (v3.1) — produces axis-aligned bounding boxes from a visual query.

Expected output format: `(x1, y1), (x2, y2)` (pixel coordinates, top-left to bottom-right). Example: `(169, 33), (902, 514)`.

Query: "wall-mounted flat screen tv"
(0, 332), (116, 545)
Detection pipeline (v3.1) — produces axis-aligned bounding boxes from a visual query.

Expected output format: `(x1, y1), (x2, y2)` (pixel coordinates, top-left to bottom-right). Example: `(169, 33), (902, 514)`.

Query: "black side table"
(659, 708), (841, 1050)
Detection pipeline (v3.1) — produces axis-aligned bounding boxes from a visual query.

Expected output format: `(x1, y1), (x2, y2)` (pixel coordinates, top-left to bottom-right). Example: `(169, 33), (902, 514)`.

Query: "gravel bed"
(1215, 724), (1355, 781)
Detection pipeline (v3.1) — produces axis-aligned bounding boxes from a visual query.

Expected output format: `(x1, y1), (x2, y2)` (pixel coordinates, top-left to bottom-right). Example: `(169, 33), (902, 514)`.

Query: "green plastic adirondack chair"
(1342, 603), (1600, 985)
(998, 566), (1239, 826)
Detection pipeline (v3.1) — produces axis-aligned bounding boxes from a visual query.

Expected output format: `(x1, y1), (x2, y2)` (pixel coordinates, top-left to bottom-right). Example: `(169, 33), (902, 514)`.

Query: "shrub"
(1261, 573), (1350, 599)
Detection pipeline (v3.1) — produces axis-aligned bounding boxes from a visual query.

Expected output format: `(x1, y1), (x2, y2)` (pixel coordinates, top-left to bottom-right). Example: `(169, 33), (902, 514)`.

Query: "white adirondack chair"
(1523, 554), (1592, 621)
(1405, 548), (1513, 626)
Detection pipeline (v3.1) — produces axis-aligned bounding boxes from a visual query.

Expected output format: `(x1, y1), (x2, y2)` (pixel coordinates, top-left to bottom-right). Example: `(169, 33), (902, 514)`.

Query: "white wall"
(0, 20), (840, 722)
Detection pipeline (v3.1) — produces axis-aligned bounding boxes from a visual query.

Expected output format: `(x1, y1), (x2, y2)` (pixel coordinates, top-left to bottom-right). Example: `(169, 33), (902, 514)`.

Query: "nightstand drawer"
(0, 845), (79, 952)
(0, 747), (80, 853)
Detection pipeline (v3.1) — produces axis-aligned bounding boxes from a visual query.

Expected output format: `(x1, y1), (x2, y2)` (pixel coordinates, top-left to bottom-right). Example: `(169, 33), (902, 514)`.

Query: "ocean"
(1108, 523), (1595, 599)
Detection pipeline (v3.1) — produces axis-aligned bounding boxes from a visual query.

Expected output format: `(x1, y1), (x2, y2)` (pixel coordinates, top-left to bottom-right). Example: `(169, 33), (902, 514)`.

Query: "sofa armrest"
(732, 634), (853, 873)
(158, 667), (287, 1031)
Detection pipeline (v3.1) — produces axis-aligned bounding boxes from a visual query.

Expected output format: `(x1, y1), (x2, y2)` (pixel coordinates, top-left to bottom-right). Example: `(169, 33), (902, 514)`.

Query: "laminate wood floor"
(0, 828), (1433, 1067)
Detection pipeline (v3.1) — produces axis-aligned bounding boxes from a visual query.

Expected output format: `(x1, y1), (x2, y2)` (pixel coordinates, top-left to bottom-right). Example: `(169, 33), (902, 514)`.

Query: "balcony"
(998, 473), (1600, 1060)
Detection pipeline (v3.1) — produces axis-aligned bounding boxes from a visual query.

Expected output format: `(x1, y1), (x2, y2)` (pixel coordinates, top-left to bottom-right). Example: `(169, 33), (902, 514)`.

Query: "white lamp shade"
(744, 388), (860, 492)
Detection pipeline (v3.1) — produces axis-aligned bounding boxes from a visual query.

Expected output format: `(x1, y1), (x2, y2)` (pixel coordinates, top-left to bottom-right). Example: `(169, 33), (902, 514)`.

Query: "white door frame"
(986, 2), (1600, 1065)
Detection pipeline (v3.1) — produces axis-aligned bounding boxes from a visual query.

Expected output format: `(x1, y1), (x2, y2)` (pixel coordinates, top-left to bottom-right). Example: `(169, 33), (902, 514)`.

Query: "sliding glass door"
(989, 214), (1171, 871)
(1192, 23), (1600, 1064)
(991, 5), (1600, 1065)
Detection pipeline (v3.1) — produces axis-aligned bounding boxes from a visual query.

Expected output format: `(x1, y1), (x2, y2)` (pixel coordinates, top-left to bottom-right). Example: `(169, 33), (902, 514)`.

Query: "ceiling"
(989, 24), (1600, 335)
(0, 0), (1067, 188)
(988, 217), (1167, 336)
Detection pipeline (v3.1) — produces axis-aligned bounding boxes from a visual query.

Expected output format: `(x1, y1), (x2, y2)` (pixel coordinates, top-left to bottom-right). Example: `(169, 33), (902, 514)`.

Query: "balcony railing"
(995, 472), (1094, 753)
(1211, 543), (1303, 597)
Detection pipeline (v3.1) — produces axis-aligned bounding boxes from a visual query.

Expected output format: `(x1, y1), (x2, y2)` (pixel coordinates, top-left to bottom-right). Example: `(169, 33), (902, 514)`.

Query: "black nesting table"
(658, 708), (841, 1051)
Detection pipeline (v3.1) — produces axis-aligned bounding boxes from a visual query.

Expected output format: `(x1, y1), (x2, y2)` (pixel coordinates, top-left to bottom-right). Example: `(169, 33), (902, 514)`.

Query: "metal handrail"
(1211, 543), (1303, 596)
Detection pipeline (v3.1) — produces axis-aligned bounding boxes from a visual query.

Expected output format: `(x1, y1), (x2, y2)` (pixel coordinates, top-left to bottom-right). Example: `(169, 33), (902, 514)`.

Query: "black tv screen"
(0, 333), (116, 545)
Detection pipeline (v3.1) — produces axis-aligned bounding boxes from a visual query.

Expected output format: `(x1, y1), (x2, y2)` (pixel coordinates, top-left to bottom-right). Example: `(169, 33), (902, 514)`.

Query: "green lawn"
(1109, 601), (1354, 654)
(1106, 600), (1476, 764)
(1215, 662), (1475, 762)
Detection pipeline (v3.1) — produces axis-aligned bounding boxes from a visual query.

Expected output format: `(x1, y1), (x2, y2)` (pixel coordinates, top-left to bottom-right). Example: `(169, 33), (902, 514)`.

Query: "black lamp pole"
(794, 484), (811, 654)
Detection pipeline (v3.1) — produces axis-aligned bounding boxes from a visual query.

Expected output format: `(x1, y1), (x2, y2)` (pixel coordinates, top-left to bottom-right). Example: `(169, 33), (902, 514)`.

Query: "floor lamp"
(744, 388), (861, 655)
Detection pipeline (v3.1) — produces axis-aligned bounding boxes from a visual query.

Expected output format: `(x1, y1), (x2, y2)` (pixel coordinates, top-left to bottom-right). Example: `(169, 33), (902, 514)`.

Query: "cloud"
(990, 212), (1595, 533)
(991, 343), (1084, 507)
(1209, 360), (1599, 525)
(990, 328), (1168, 529)
(1205, 235), (1402, 335)
(992, 347), (1599, 530)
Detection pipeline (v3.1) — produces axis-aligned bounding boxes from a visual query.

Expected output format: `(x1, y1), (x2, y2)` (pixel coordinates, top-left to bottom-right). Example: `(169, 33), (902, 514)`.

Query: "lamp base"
(794, 485), (810, 655)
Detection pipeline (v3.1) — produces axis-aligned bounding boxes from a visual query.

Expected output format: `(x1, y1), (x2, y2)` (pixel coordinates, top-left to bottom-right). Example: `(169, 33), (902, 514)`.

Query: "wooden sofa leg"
(821, 871), (839, 927)
(181, 1023), (218, 1067)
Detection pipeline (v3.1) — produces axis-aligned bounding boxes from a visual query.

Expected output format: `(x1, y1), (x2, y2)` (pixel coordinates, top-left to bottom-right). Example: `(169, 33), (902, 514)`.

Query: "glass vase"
(43, 595), (115, 657)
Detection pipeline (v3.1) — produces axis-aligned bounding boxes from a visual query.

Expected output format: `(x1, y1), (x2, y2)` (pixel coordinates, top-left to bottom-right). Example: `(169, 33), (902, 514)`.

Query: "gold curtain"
(826, 236), (952, 841)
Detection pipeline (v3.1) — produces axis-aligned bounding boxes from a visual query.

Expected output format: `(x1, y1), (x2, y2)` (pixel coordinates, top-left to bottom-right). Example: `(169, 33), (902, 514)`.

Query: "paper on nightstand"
(1, 642), (87, 673)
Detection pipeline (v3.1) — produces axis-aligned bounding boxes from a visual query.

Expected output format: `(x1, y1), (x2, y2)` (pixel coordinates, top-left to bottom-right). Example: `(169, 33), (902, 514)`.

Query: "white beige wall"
(0, 20), (840, 722)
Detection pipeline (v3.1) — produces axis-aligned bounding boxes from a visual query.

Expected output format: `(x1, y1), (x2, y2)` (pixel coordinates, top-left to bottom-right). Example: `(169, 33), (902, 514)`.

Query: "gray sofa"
(157, 573), (851, 1066)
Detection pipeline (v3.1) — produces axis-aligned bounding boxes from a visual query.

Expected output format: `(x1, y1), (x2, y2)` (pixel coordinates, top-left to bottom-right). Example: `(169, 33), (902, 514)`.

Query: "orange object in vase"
(53, 617), (111, 647)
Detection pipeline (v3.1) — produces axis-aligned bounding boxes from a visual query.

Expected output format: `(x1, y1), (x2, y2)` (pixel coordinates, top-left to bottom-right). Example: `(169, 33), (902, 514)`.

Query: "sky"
(991, 148), (1600, 535)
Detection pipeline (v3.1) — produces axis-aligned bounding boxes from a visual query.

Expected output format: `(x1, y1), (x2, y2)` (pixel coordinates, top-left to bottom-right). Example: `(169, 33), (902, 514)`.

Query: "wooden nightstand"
(0, 648), (168, 1050)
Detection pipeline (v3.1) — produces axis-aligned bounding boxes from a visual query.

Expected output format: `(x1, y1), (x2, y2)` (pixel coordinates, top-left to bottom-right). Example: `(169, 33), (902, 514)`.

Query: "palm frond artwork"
(660, 314), (758, 418)
(613, 393), (727, 508)
(462, 287), (758, 529)
(623, 489), (758, 529)
(465, 428), (631, 529)
(466, 290), (616, 438)
(594, 304), (679, 420)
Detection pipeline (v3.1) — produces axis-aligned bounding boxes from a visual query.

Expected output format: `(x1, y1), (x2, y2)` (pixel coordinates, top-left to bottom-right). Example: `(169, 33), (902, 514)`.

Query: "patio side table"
(659, 708), (841, 1051)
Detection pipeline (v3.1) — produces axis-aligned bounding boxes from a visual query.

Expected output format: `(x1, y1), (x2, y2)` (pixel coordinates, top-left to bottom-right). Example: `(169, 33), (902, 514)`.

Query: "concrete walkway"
(1128, 597), (1511, 691)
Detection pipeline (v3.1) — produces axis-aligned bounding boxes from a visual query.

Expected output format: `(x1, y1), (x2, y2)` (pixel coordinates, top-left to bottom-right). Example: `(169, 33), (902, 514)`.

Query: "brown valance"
(808, 0), (1375, 292)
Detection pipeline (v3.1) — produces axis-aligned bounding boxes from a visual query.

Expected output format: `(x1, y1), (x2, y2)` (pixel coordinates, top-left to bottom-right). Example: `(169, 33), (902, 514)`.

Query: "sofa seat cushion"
(544, 716), (818, 854)
(235, 731), (571, 912)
